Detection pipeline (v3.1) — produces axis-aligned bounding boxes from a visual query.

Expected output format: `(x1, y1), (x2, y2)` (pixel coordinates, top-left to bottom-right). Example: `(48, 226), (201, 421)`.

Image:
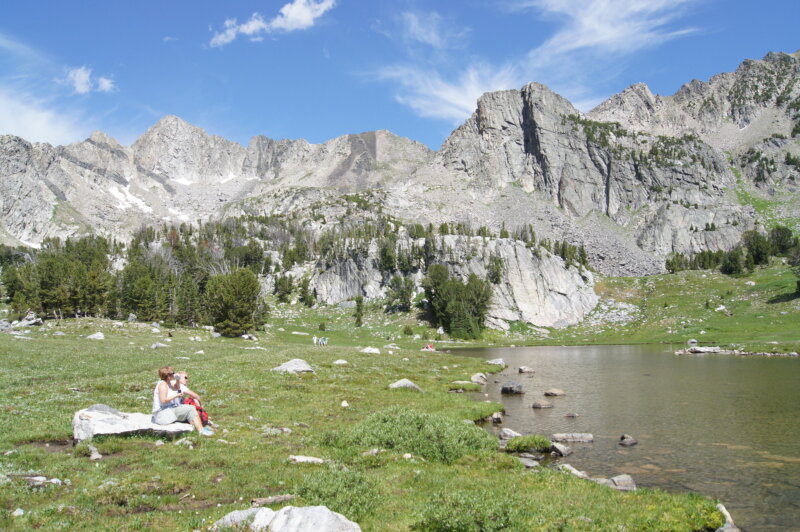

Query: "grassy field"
(490, 262), (800, 354)
(0, 311), (724, 530)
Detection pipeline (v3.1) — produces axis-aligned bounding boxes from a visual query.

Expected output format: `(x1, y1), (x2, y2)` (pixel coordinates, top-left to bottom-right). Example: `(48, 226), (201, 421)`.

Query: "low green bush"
(346, 406), (496, 464)
(411, 490), (522, 531)
(505, 435), (551, 453)
(295, 467), (378, 521)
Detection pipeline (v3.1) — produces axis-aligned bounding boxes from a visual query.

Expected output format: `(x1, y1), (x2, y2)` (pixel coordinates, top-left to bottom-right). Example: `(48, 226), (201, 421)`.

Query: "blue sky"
(1, 0), (798, 149)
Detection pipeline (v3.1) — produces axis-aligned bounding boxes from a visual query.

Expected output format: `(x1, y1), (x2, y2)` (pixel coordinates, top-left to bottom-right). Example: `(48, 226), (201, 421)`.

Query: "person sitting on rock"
(175, 371), (213, 427)
(152, 366), (213, 436)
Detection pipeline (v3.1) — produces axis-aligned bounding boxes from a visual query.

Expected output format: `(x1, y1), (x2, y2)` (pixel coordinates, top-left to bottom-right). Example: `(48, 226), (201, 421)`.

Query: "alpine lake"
(460, 344), (800, 531)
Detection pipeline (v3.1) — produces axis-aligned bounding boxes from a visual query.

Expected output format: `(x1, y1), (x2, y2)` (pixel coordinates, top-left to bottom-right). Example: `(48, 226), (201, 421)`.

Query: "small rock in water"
(563, 412), (579, 418)
(531, 400), (553, 409)
(486, 358), (506, 367)
(619, 434), (638, 447)
(499, 428), (522, 440)
(518, 366), (535, 374)
(490, 412), (503, 423)
(550, 442), (572, 457)
(544, 388), (566, 397)
(501, 382), (524, 395)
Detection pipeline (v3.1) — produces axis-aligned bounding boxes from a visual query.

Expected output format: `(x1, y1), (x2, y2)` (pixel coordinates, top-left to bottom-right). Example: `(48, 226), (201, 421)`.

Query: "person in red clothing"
(175, 371), (213, 428)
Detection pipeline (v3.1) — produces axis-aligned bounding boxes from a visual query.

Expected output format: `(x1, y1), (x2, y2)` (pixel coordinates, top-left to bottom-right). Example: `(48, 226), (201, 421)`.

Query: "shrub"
(403, 324), (414, 335)
(411, 490), (521, 531)
(319, 321), (326, 331)
(296, 467), (378, 521)
(505, 435), (551, 453)
(346, 407), (496, 464)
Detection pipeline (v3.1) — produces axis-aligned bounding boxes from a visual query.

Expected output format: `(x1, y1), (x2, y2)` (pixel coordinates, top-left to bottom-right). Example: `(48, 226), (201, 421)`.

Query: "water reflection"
(459, 345), (800, 531)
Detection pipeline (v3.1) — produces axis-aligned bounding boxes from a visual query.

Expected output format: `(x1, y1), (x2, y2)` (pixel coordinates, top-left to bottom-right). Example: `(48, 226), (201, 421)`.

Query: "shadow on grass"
(767, 291), (800, 304)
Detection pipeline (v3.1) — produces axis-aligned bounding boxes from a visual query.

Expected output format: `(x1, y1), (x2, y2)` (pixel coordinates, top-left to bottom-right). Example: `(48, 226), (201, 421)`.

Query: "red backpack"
(182, 397), (209, 426)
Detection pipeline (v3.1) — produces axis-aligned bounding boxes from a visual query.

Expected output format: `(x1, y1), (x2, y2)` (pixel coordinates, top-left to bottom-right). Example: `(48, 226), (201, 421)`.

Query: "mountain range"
(2, 50), (799, 279)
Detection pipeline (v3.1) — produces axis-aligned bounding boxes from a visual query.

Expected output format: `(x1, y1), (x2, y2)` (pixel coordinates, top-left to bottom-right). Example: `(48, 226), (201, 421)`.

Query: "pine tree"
(354, 295), (364, 327)
(205, 269), (261, 337)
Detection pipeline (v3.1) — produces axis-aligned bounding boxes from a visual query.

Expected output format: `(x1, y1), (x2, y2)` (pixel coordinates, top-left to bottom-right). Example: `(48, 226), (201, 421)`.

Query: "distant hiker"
(313, 335), (318, 346)
(152, 366), (212, 436)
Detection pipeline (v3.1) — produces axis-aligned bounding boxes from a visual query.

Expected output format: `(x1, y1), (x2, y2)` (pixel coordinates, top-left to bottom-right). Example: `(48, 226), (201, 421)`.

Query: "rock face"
(72, 404), (192, 442)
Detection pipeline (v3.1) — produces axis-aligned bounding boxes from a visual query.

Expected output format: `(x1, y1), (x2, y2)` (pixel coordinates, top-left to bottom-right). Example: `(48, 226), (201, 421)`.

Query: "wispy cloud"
(0, 88), (89, 145)
(399, 11), (466, 50)
(62, 66), (117, 94)
(97, 76), (116, 93)
(377, 63), (519, 122)
(377, 0), (700, 123)
(210, 0), (336, 47)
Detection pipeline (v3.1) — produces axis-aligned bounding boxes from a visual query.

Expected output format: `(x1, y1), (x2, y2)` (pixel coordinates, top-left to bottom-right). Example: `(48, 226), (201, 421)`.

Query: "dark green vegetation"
(0, 215), (586, 340)
(505, 435), (552, 454)
(0, 319), (724, 530)
(665, 226), (799, 281)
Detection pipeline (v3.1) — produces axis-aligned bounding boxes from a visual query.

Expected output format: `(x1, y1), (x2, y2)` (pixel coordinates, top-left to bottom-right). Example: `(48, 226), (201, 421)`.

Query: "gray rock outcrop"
(272, 359), (315, 374)
(72, 404), (192, 442)
(211, 505), (361, 531)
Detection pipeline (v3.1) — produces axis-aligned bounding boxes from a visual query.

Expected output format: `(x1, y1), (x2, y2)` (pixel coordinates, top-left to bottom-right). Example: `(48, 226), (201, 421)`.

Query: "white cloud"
(525, 0), (697, 62)
(62, 66), (118, 94)
(97, 76), (116, 93)
(378, 0), (700, 123)
(0, 88), (87, 145)
(210, 0), (336, 47)
(377, 63), (520, 123)
(162, 36), (178, 42)
(400, 11), (467, 50)
(66, 66), (93, 94)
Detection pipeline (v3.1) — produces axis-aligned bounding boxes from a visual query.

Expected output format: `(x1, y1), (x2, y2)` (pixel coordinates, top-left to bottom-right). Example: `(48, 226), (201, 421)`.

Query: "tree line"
(666, 226), (800, 289)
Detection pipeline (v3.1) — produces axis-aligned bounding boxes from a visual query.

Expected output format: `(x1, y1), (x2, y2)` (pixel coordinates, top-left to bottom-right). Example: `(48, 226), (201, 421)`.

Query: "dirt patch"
(27, 439), (73, 453)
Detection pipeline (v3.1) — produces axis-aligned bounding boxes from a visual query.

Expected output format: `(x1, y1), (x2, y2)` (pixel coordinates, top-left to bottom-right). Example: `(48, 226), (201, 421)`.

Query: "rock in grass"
(501, 382), (524, 395)
(389, 379), (422, 392)
(486, 358), (506, 367)
(531, 400), (553, 409)
(361, 347), (380, 354)
(72, 404), (192, 442)
(12, 508), (24, 517)
(272, 359), (315, 374)
(544, 388), (566, 396)
(87, 332), (104, 340)
(288, 455), (325, 464)
(552, 433), (593, 443)
(470, 373), (487, 385)
(151, 342), (168, 349)
(619, 434), (638, 447)
(558, 463), (589, 479)
(212, 505), (361, 532)
(88, 445), (102, 461)
(518, 457), (540, 468)
(333, 359), (348, 365)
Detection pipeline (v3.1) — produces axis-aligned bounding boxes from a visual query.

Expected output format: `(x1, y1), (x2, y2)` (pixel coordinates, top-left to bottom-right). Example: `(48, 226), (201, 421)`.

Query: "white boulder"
(72, 404), (193, 442)
(87, 332), (105, 340)
(211, 505), (361, 531)
(272, 359), (315, 374)
(389, 379), (422, 392)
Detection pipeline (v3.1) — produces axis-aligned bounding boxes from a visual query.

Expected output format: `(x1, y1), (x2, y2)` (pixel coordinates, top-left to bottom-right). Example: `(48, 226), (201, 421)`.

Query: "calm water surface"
(459, 345), (800, 531)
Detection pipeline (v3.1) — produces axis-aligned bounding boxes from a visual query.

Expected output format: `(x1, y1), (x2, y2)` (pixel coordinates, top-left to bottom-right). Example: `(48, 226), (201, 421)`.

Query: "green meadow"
(0, 307), (725, 530)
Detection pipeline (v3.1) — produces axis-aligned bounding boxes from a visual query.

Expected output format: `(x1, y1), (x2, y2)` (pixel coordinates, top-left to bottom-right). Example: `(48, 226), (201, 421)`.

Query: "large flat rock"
(73, 404), (193, 442)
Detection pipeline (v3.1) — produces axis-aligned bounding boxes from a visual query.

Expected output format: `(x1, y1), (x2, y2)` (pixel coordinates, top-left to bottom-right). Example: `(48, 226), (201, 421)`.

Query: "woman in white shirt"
(152, 366), (213, 436)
